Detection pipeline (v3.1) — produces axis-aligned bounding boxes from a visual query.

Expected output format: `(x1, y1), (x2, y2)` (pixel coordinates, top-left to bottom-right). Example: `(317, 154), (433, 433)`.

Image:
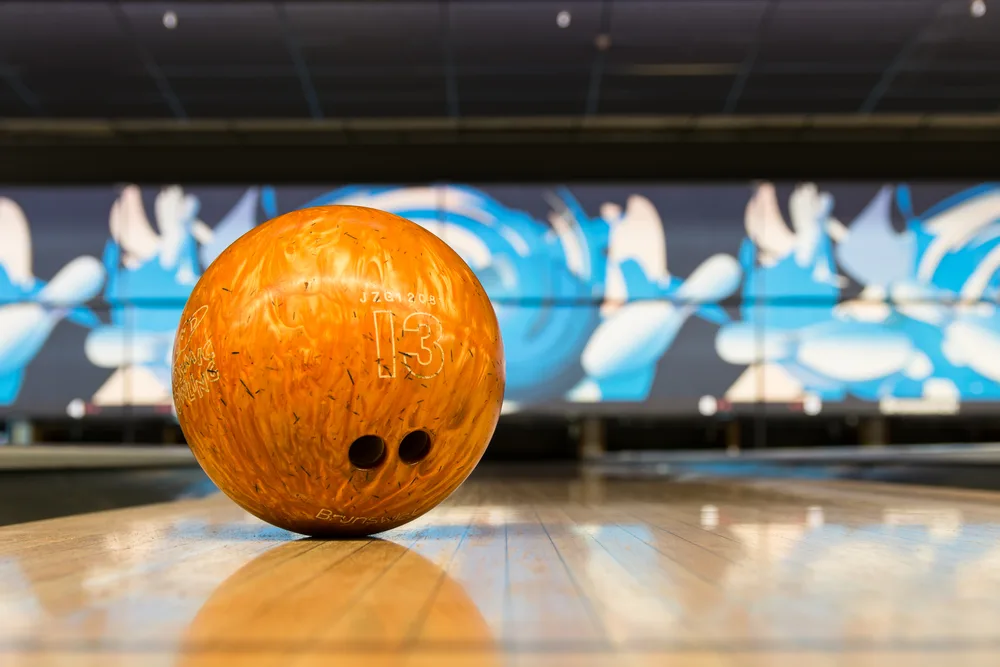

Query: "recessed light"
(163, 10), (178, 29)
(971, 0), (986, 17)
(556, 10), (571, 28)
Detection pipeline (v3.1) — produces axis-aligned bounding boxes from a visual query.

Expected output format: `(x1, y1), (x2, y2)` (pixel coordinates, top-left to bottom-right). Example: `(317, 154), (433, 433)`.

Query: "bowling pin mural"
(84, 185), (257, 408)
(0, 198), (105, 406)
(716, 181), (1000, 412)
(6, 179), (1000, 415)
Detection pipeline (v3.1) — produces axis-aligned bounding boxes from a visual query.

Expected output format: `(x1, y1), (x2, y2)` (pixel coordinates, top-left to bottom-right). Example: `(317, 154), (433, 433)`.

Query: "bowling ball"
(171, 205), (505, 537)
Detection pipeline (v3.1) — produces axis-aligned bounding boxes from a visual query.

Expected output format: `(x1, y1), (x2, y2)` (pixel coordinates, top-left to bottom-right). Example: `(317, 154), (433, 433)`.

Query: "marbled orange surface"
(171, 205), (505, 536)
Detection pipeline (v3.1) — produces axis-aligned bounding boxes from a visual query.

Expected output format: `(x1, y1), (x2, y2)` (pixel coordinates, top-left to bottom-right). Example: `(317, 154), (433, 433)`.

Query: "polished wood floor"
(2, 466), (1000, 666)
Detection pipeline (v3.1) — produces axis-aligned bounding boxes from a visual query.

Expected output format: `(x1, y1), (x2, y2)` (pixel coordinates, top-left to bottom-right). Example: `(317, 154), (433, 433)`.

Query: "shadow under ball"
(171, 205), (505, 537)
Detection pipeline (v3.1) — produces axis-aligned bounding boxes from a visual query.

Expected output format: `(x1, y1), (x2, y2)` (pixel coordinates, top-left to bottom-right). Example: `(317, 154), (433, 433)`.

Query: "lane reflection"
(178, 533), (499, 665)
(0, 508), (501, 665)
(542, 472), (1000, 645)
(0, 511), (296, 646)
(3, 471), (1000, 662)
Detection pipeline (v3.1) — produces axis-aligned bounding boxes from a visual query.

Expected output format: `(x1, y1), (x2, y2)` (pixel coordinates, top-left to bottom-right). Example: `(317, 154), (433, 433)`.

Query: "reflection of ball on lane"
(179, 537), (498, 664)
(171, 206), (505, 537)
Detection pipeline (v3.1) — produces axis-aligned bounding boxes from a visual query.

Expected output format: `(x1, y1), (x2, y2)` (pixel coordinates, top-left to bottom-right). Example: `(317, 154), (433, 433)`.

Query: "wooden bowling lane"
(3, 470), (1000, 666)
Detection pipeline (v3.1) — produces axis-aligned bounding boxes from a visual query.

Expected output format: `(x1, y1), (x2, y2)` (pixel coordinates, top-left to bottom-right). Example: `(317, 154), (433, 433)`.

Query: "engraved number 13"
(372, 311), (445, 380)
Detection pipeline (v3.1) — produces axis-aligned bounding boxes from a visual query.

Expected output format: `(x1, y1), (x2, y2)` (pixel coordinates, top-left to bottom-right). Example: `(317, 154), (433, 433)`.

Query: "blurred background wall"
(4, 179), (1000, 453)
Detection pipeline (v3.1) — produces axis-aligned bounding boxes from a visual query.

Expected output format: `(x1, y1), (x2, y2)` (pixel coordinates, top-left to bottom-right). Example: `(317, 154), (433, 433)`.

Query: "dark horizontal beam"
(4, 141), (1000, 184)
(4, 113), (1000, 138)
(2, 114), (999, 183)
(9, 60), (1000, 79)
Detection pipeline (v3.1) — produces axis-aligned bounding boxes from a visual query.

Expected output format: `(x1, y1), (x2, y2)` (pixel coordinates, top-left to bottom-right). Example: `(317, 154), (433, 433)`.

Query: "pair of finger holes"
(348, 430), (431, 469)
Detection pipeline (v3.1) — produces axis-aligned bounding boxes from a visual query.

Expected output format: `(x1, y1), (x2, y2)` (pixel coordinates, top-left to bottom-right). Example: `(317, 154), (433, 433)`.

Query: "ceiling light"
(971, 0), (986, 17)
(163, 10), (178, 29)
(556, 10), (571, 28)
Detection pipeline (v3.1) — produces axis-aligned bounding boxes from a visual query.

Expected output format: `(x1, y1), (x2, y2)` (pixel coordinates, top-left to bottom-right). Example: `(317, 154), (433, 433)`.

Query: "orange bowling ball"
(171, 205), (505, 537)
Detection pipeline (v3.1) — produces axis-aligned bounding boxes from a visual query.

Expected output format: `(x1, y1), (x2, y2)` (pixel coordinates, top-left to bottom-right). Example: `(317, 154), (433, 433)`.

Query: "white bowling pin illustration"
(718, 318), (916, 387)
(744, 182), (844, 280)
(744, 183), (796, 267)
(153, 185), (200, 270)
(35, 256), (105, 307)
(581, 253), (741, 379)
(959, 241), (1000, 304)
(917, 187), (1000, 283)
(943, 313), (1000, 384)
(788, 183), (830, 267)
(0, 198), (34, 288)
(602, 195), (669, 315)
(715, 323), (793, 366)
(109, 185), (161, 268)
(84, 328), (174, 369)
(793, 323), (915, 383)
(0, 303), (52, 373)
(0, 256), (104, 373)
(110, 184), (212, 271)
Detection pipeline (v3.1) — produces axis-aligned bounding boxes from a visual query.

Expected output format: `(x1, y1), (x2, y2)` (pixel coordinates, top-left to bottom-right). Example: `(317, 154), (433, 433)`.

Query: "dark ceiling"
(1, 0), (999, 121)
